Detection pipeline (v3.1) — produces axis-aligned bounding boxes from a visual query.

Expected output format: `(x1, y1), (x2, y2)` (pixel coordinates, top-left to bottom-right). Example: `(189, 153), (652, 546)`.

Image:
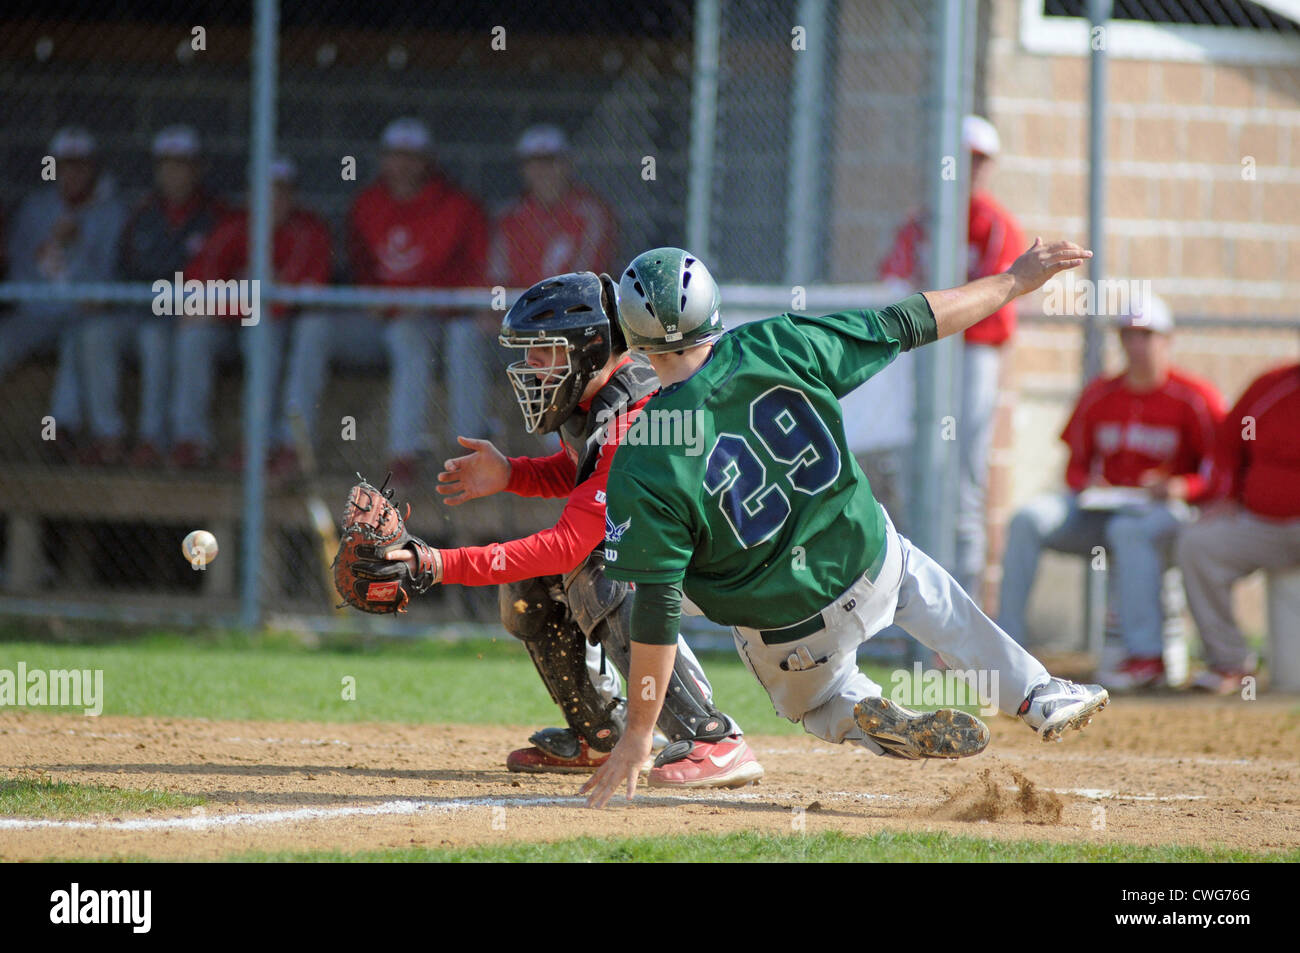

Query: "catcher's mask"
(499, 271), (623, 434)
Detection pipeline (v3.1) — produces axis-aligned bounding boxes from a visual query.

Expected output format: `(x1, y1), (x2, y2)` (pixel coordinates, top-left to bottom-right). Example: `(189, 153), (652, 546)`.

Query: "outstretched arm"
(580, 639), (677, 809)
(581, 581), (683, 808)
(923, 238), (1091, 341)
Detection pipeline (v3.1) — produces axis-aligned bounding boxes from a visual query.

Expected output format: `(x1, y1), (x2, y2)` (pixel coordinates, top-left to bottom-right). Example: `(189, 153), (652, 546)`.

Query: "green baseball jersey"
(603, 293), (937, 633)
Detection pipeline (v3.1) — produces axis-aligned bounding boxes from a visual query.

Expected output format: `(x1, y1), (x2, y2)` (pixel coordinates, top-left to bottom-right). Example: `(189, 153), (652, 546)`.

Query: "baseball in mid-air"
(183, 530), (219, 568)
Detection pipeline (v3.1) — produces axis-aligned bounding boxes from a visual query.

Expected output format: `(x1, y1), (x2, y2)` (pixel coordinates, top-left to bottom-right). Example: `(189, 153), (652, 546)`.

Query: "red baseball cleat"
(506, 727), (611, 774)
(647, 736), (764, 789)
(506, 743), (608, 774)
(1100, 656), (1165, 691)
(506, 743), (609, 773)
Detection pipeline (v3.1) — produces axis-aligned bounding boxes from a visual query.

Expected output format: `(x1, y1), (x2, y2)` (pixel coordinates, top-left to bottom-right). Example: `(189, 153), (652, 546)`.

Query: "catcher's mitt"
(333, 474), (439, 613)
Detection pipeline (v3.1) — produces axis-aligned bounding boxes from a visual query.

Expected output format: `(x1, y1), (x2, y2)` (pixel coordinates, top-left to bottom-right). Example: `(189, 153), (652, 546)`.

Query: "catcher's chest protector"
(560, 356), (659, 486)
(559, 357), (660, 637)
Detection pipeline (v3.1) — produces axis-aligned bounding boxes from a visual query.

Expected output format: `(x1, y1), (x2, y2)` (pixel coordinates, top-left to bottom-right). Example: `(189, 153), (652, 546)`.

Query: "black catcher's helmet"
(498, 271), (624, 434)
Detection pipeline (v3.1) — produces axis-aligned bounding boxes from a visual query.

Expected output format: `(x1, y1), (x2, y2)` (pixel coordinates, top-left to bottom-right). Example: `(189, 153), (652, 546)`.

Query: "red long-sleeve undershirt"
(437, 371), (651, 586)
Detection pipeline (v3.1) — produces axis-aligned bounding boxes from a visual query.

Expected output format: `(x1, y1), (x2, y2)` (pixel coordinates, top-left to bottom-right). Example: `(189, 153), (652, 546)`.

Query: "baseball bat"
(288, 410), (346, 615)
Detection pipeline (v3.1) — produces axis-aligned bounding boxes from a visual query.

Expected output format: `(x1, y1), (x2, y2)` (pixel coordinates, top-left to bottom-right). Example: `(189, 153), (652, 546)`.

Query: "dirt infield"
(2, 695), (1298, 860)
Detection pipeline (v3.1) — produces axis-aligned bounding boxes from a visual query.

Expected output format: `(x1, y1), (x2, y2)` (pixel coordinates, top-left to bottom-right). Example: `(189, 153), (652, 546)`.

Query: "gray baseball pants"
(731, 508), (1049, 755)
(1176, 509), (1300, 672)
(998, 492), (1189, 659)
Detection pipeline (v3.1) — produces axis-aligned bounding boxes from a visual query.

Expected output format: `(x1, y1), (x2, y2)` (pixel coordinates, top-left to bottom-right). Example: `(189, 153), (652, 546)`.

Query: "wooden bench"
(0, 462), (562, 623)
(0, 340), (572, 624)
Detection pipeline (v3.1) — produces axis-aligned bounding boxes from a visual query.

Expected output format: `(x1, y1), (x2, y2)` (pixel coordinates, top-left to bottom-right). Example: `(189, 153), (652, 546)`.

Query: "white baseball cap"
(381, 117), (432, 153)
(962, 115), (1000, 158)
(49, 126), (96, 159)
(1117, 292), (1174, 334)
(516, 124), (569, 159)
(153, 125), (201, 158)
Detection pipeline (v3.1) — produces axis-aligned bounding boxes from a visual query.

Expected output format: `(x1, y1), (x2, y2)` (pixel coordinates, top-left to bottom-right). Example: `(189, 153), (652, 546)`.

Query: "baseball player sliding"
(333, 272), (762, 788)
(583, 241), (1110, 809)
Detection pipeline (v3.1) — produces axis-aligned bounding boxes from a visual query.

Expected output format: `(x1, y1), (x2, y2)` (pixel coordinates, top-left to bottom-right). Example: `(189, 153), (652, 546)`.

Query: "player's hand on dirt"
(436, 436), (511, 505)
(580, 730), (655, 809)
(1008, 237), (1092, 296)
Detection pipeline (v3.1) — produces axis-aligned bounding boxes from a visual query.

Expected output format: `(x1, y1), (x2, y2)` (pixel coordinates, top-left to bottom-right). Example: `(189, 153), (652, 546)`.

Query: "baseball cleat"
(853, 696), (990, 760)
(506, 742), (609, 774)
(1097, 657), (1165, 692)
(647, 736), (764, 788)
(1190, 668), (1249, 696)
(1019, 678), (1109, 742)
(505, 726), (661, 775)
(506, 727), (611, 774)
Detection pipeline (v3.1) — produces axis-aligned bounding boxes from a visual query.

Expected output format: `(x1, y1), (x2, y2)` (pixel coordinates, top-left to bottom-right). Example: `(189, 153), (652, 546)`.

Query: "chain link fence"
(4, 0), (914, 631)
(4, 0), (1295, 641)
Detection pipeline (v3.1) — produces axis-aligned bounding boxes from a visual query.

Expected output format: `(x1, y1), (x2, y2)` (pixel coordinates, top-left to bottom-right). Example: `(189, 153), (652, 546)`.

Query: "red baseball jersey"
(1060, 368), (1225, 501)
(348, 175), (487, 288)
(188, 207), (333, 319)
(437, 357), (649, 585)
(879, 190), (1024, 346)
(1207, 363), (1300, 519)
(489, 185), (617, 288)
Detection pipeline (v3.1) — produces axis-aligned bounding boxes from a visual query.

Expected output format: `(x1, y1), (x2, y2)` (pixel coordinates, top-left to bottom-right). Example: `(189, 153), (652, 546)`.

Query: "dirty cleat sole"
(853, 696), (990, 760)
(1038, 691), (1109, 742)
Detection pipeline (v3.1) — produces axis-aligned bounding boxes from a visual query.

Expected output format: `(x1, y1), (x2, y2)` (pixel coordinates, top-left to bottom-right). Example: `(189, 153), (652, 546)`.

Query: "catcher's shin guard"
(498, 577), (625, 752)
(596, 595), (735, 745)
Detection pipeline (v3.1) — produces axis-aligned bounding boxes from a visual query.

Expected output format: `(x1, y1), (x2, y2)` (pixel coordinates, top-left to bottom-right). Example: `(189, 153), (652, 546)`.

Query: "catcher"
(332, 271), (764, 788)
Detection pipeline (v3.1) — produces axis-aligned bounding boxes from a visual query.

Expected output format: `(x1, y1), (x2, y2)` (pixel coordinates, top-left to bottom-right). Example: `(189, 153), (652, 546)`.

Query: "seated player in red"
(1178, 363), (1300, 693)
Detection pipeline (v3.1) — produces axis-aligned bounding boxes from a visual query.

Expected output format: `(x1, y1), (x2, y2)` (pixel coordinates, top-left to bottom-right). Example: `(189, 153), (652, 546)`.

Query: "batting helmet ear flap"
(598, 272), (627, 353)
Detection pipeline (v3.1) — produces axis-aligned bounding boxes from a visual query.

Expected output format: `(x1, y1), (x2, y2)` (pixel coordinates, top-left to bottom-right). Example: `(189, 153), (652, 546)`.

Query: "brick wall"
(987, 3), (1300, 319)
(826, 0), (1300, 647)
(987, 0), (1300, 644)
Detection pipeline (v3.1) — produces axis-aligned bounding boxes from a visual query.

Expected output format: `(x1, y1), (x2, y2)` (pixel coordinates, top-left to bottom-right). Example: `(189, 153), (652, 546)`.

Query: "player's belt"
(756, 540), (890, 645)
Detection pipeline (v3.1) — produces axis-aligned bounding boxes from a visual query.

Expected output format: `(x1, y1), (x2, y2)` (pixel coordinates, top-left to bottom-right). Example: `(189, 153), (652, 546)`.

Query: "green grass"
(0, 630), (1101, 727)
(0, 775), (205, 819)
(1, 633), (888, 731)
(208, 830), (1300, 863)
(6, 629), (1296, 863)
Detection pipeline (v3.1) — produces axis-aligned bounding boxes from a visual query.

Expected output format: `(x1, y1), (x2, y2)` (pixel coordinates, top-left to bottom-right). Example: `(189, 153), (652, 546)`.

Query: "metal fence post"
(687, 0), (720, 262)
(239, 0), (280, 630)
(908, 0), (971, 662)
(1083, 0), (1112, 659)
(784, 0), (829, 284)
(912, 0), (969, 562)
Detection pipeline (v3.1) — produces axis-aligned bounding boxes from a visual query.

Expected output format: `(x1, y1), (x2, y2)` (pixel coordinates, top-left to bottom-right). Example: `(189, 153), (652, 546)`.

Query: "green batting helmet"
(617, 247), (723, 354)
